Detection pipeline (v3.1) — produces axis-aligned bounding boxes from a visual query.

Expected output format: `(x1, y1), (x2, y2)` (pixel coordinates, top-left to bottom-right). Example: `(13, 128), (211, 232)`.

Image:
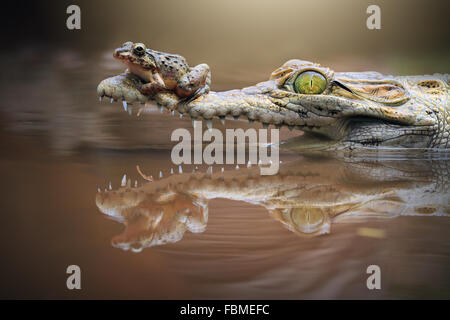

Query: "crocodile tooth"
(134, 180), (138, 187)
(99, 97), (102, 102)
(159, 171), (163, 178)
(206, 166), (213, 176)
(109, 182), (112, 190)
(180, 113), (183, 118)
(121, 174), (127, 187)
(122, 100), (127, 112)
(159, 106), (163, 113)
(131, 247), (143, 253)
(179, 165), (183, 174)
(97, 188), (101, 193)
(258, 160), (262, 166)
(206, 119), (212, 130)
(155, 211), (164, 225)
(219, 116), (226, 125)
(171, 110), (175, 116)
(195, 166), (198, 170)
(247, 161), (252, 168)
(236, 165), (239, 169)
(110, 98), (113, 104)
(104, 188), (107, 192)
(170, 168), (174, 174)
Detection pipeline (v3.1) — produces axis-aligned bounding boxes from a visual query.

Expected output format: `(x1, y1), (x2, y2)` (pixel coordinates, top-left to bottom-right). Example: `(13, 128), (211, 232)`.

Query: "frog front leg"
(136, 73), (170, 116)
(175, 63), (211, 100)
(139, 72), (167, 96)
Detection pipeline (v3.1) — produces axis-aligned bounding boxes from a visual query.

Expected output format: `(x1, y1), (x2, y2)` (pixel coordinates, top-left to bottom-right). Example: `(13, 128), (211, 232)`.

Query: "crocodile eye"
(133, 43), (146, 56)
(294, 71), (327, 94)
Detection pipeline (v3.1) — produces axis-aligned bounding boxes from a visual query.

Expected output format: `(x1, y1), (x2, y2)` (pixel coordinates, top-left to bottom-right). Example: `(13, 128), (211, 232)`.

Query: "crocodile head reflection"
(96, 156), (449, 251)
(96, 183), (207, 252)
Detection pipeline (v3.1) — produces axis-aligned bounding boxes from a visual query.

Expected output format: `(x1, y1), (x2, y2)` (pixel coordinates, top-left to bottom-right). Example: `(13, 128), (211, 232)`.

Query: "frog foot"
(136, 165), (153, 181)
(136, 103), (153, 117)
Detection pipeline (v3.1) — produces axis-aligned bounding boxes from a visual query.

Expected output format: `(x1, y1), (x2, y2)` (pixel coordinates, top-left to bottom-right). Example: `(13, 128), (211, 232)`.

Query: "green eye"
(294, 71), (327, 94)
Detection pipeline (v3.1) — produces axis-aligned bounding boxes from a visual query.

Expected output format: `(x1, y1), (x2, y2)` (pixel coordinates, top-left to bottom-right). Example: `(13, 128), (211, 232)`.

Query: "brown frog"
(113, 41), (211, 109)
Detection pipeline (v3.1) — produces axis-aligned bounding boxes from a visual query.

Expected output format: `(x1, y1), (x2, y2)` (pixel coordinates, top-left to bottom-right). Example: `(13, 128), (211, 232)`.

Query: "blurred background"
(4, 0), (450, 76)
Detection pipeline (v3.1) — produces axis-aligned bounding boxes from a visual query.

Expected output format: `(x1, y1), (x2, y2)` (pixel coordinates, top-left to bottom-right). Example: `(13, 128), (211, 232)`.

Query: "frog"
(113, 41), (211, 110)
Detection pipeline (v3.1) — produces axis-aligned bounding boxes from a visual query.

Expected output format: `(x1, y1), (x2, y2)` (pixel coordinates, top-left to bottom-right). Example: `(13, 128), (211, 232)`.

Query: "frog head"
(113, 41), (156, 81)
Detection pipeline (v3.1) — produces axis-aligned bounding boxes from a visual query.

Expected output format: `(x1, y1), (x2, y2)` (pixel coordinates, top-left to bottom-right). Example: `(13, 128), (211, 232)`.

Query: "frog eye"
(133, 43), (146, 56)
(294, 71), (327, 94)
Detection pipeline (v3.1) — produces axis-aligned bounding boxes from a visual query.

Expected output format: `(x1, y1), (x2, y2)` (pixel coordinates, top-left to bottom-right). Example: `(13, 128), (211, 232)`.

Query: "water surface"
(0, 47), (449, 299)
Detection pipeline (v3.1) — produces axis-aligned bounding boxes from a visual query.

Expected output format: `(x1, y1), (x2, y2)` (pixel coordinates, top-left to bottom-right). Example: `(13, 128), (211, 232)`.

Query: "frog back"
(149, 50), (190, 79)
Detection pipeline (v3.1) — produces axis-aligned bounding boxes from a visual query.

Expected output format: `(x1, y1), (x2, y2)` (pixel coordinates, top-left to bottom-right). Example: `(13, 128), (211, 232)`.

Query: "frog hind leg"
(170, 64), (211, 111)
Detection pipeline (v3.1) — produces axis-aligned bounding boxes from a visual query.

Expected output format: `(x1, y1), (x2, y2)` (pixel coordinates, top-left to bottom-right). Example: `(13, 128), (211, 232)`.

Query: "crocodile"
(95, 158), (449, 252)
(98, 57), (449, 151)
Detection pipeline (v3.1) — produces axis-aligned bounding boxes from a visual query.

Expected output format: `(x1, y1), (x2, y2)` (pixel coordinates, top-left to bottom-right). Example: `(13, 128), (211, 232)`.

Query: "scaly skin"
(96, 159), (449, 252)
(98, 58), (449, 150)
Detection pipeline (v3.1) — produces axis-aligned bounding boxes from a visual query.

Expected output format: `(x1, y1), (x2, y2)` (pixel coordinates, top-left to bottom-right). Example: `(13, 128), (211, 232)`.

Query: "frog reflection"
(95, 157), (449, 251)
(97, 184), (207, 252)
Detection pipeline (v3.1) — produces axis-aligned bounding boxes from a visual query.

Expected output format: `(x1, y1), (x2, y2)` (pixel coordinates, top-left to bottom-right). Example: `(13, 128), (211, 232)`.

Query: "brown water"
(0, 47), (449, 300)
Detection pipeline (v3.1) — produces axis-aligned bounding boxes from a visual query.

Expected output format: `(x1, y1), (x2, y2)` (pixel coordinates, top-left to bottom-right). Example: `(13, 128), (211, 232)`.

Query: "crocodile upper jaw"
(97, 73), (442, 150)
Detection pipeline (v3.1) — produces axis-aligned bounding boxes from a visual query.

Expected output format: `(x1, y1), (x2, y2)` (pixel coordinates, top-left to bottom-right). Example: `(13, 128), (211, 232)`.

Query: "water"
(0, 47), (449, 299)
